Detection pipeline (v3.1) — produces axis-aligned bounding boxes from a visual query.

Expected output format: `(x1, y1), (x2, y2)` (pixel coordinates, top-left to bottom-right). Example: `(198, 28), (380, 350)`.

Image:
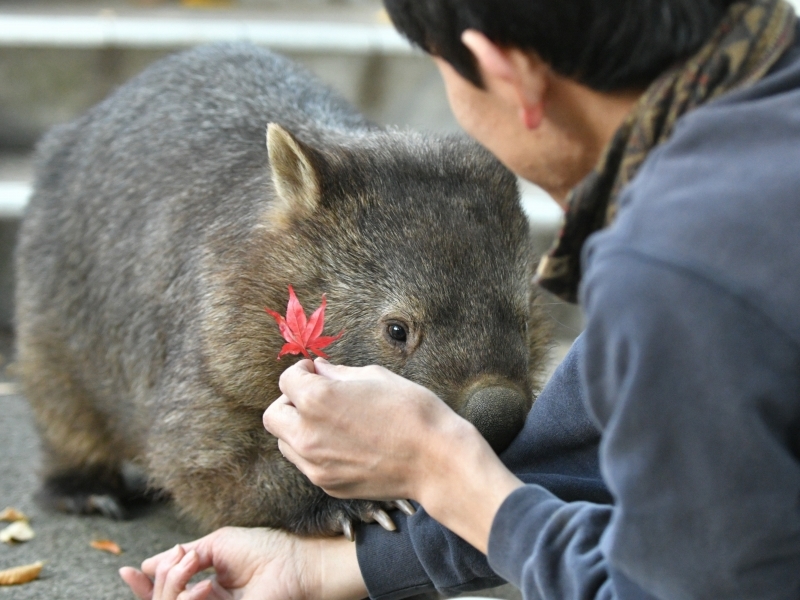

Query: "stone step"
(0, 1), (443, 147)
(0, 182), (29, 219)
(0, 0), (396, 40)
(0, 174), (562, 232)
(0, 0), (796, 52)
(0, 11), (409, 54)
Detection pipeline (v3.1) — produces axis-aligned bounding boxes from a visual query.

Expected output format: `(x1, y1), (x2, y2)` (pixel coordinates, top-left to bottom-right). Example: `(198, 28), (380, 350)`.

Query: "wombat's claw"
(87, 494), (126, 520)
(339, 515), (355, 542)
(391, 499), (416, 516)
(366, 508), (396, 532)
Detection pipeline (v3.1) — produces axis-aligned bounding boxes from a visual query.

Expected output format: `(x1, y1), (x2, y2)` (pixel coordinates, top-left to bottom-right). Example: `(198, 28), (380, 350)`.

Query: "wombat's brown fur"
(15, 44), (551, 536)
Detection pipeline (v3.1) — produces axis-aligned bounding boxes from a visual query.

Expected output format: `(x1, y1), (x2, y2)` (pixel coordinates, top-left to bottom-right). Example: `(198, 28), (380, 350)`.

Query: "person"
(120, 0), (800, 598)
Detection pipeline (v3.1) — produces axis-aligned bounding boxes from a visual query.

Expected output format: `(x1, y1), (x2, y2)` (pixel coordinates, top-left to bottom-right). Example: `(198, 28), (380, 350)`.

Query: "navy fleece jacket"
(357, 26), (800, 600)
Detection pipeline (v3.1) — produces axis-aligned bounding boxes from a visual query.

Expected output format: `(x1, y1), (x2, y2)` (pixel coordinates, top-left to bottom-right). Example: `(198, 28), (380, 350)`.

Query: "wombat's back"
(15, 43), (374, 463)
(25, 43), (372, 256)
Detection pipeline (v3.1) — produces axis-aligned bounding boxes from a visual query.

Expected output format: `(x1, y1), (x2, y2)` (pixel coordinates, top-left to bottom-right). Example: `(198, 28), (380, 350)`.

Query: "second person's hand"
(119, 526), (367, 600)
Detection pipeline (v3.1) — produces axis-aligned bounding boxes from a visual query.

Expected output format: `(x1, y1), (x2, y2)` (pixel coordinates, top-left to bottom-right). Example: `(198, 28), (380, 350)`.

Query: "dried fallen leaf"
(0, 507), (27, 522)
(265, 286), (343, 359)
(0, 561), (43, 586)
(90, 539), (122, 555)
(0, 521), (34, 544)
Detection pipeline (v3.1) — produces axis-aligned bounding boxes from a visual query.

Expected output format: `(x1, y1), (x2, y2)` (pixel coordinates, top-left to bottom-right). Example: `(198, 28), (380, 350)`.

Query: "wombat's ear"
(267, 124), (321, 220)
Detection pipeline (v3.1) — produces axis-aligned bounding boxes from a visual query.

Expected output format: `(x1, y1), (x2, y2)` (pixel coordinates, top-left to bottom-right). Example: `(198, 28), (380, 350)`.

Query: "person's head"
(383, 0), (737, 92)
(383, 0), (736, 200)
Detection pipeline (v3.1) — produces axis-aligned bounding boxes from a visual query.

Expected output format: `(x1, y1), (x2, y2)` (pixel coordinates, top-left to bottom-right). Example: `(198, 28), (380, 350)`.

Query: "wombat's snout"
(460, 386), (528, 453)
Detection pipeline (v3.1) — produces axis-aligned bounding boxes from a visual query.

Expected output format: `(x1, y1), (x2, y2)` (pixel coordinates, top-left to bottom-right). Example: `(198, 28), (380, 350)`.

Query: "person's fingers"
(143, 543), (186, 577)
(179, 579), (215, 600)
(208, 579), (237, 600)
(295, 358), (317, 374)
(162, 549), (201, 600)
(142, 531), (225, 579)
(190, 578), (236, 600)
(119, 567), (154, 600)
(278, 438), (355, 495)
(276, 438), (307, 468)
(277, 359), (318, 396)
(153, 545), (185, 599)
(263, 394), (302, 438)
(313, 358), (387, 382)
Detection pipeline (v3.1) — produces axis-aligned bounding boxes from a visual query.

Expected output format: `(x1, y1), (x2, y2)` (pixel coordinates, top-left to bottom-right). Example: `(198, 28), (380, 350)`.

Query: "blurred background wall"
(0, 1), (458, 148)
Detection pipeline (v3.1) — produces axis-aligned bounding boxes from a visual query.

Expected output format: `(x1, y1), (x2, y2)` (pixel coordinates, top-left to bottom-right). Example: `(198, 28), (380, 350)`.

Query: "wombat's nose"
(460, 386), (527, 453)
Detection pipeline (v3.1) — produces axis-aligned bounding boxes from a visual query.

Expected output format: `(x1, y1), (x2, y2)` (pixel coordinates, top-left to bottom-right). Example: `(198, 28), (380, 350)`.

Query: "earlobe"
(520, 105), (543, 130)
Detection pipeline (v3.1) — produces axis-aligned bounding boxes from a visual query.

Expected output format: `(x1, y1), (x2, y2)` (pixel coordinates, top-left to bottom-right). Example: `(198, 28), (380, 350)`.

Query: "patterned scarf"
(536, 0), (797, 303)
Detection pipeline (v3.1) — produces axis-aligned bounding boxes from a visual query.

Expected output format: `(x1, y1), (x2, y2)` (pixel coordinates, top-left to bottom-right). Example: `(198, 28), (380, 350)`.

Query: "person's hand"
(263, 359), (523, 553)
(119, 526), (366, 600)
(263, 358), (466, 504)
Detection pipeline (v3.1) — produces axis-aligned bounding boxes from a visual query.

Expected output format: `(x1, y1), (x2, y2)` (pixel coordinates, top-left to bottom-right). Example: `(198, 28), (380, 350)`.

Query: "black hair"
(383, 0), (738, 91)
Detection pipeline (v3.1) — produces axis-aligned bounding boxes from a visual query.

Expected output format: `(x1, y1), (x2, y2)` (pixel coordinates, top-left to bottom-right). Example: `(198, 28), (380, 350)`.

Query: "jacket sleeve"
(489, 249), (800, 600)
(356, 334), (612, 600)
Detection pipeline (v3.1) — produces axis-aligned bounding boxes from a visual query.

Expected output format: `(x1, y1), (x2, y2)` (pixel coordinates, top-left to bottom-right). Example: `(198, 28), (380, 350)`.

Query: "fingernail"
(169, 544), (184, 562)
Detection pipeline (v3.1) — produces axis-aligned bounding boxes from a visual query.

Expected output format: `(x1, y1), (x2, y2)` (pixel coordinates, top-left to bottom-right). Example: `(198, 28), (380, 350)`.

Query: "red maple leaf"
(265, 286), (343, 359)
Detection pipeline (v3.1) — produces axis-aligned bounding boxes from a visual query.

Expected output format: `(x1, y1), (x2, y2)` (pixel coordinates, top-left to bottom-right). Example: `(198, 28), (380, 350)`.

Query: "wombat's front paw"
(329, 499), (417, 541)
(390, 499), (417, 517)
(38, 488), (127, 520)
(36, 465), (157, 520)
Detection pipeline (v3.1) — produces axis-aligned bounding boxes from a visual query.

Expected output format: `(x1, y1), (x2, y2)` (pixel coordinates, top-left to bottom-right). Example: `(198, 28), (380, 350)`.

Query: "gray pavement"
(0, 332), (204, 600)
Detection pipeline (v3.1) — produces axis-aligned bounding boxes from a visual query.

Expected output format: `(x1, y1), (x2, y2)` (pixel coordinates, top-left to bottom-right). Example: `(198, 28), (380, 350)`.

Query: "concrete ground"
(1, 329), (578, 599)
(0, 330), (204, 600)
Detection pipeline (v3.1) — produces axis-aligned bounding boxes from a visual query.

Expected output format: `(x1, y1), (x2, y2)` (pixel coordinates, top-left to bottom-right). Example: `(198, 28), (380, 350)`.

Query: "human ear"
(461, 29), (546, 130)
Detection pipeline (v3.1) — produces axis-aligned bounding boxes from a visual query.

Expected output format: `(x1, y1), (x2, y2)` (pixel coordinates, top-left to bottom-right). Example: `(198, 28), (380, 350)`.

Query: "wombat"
(14, 43), (551, 537)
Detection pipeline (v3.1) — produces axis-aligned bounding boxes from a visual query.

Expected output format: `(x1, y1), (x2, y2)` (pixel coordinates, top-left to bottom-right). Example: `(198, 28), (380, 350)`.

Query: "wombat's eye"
(387, 323), (407, 343)
(381, 318), (414, 353)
